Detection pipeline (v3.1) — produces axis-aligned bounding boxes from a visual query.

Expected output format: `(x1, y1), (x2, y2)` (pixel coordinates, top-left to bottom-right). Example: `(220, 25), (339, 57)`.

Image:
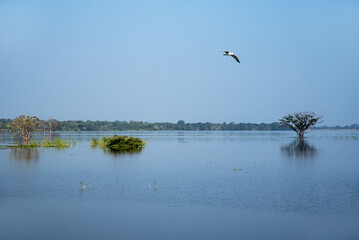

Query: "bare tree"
(44, 118), (60, 140)
(279, 112), (323, 139)
(7, 115), (41, 144)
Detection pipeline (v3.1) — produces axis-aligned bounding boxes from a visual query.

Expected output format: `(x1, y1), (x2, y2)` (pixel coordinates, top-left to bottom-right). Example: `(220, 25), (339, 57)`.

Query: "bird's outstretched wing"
(231, 54), (240, 63)
(219, 50), (229, 54)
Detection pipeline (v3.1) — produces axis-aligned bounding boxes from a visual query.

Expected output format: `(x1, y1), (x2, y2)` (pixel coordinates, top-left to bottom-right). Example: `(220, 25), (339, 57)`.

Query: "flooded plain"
(0, 131), (358, 240)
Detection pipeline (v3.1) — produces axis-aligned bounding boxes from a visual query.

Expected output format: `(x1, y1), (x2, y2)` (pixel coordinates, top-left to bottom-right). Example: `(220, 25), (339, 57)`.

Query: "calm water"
(0, 131), (358, 240)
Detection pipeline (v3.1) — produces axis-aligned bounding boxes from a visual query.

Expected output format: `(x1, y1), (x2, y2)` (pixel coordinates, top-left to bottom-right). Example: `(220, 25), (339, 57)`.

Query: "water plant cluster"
(43, 139), (72, 147)
(91, 135), (146, 152)
(6, 139), (73, 149)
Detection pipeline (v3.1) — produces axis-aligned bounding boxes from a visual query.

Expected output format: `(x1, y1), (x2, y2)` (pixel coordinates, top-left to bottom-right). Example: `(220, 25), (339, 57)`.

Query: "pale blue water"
(0, 131), (358, 240)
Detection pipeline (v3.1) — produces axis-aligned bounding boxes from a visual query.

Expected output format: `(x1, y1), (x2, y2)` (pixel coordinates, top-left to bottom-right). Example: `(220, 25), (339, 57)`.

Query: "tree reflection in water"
(9, 148), (40, 161)
(281, 139), (317, 159)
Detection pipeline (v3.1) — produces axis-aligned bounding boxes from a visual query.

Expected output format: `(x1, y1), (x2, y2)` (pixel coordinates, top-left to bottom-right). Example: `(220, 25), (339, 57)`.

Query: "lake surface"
(0, 131), (358, 240)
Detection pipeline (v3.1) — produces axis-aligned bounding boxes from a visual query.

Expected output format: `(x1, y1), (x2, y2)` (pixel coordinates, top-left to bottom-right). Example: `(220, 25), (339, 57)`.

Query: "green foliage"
(43, 139), (71, 148)
(7, 140), (41, 149)
(92, 135), (146, 152)
(279, 112), (323, 138)
(38, 120), (290, 131)
(2, 118), (357, 132)
(28, 140), (42, 147)
(5, 139), (72, 149)
(7, 115), (41, 144)
(90, 138), (99, 147)
(91, 138), (106, 148)
(177, 120), (185, 125)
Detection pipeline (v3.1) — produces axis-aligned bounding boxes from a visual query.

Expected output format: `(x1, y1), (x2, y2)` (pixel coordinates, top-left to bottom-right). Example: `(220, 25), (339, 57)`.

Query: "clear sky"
(1, 0), (358, 126)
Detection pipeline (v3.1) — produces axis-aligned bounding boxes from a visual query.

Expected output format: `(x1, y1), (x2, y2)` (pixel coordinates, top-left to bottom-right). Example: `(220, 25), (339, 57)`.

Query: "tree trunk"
(298, 130), (305, 140)
(49, 122), (52, 141)
(23, 131), (31, 145)
(24, 135), (30, 145)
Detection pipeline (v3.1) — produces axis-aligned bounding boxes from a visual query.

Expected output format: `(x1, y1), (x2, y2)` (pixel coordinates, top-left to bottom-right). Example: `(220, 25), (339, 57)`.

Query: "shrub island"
(91, 135), (146, 152)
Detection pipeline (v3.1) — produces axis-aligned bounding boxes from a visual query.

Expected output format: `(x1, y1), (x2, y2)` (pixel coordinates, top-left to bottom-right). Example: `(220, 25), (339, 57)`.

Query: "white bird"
(219, 50), (240, 63)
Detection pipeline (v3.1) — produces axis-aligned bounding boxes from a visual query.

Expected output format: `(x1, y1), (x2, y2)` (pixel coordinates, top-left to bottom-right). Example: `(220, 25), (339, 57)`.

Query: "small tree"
(44, 118), (60, 140)
(7, 115), (41, 144)
(279, 112), (323, 139)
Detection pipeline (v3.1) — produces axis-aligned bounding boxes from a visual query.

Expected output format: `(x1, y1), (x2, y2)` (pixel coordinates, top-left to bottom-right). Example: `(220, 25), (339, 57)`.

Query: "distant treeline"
(0, 119), (358, 132)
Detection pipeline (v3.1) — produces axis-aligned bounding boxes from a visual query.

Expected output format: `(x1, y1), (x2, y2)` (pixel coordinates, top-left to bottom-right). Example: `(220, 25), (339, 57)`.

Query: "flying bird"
(219, 50), (240, 63)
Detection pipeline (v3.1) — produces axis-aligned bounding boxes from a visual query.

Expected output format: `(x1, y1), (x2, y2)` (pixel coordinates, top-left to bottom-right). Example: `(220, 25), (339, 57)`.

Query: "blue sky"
(0, 0), (358, 125)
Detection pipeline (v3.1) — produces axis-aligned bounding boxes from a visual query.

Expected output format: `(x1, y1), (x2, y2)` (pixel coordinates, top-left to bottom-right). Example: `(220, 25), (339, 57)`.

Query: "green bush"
(92, 135), (146, 152)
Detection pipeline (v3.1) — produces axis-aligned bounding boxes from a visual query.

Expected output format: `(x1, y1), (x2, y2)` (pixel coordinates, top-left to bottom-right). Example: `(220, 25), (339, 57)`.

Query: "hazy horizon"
(1, 1), (358, 126)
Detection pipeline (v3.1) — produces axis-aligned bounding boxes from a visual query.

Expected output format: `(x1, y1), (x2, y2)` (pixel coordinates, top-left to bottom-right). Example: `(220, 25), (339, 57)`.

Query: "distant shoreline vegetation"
(0, 119), (358, 132)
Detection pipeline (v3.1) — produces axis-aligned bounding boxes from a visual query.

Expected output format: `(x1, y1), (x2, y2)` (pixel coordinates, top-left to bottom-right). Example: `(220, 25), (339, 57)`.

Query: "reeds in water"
(43, 139), (71, 148)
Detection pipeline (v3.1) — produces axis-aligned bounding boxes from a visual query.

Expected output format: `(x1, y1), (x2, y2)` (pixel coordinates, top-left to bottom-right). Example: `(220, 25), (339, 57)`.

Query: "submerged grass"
(90, 138), (98, 148)
(80, 182), (86, 190)
(3, 138), (73, 149)
(43, 139), (71, 148)
(91, 138), (107, 148)
(6, 140), (41, 149)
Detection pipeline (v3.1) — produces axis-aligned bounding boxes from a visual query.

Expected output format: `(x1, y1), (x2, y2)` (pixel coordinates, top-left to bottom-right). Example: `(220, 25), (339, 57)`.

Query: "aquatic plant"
(3, 138), (72, 149)
(146, 181), (158, 191)
(233, 168), (243, 172)
(71, 140), (78, 147)
(6, 140), (41, 148)
(43, 139), (71, 148)
(90, 138), (98, 147)
(91, 138), (107, 148)
(91, 135), (146, 152)
(80, 182), (86, 190)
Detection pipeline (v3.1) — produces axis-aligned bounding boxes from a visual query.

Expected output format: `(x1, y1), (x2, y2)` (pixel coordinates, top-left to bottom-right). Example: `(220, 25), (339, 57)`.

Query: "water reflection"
(102, 149), (143, 158)
(7, 136), (24, 145)
(9, 148), (40, 161)
(281, 139), (317, 159)
(176, 132), (186, 143)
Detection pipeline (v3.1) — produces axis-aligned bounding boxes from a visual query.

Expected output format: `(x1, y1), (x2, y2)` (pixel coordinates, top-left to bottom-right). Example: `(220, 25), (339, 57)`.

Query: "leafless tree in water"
(43, 118), (60, 140)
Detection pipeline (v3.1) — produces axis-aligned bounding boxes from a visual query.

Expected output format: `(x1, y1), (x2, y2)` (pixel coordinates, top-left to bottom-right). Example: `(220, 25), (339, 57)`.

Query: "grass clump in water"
(91, 138), (106, 148)
(91, 135), (146, 152)
(6, 140), (41, 149)
(43, 139), (71, 148)
(4, 139), (72, 149)
(90, 138), (99, 148)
